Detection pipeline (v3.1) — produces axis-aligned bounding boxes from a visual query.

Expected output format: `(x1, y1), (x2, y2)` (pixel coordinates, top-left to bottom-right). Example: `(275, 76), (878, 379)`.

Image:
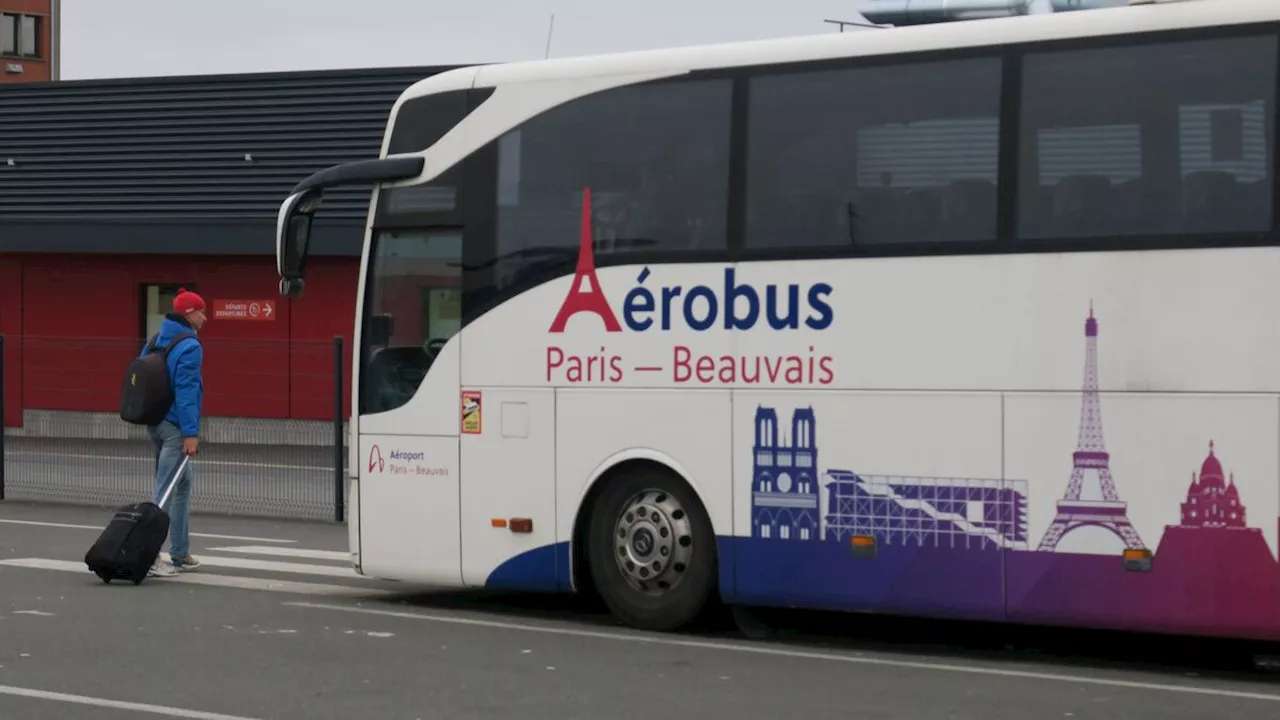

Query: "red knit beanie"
(173, 287), (206, 315)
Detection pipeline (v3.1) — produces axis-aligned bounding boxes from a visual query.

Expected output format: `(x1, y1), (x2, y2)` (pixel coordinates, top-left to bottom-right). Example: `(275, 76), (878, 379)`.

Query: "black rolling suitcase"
(84, 454), (189, 585)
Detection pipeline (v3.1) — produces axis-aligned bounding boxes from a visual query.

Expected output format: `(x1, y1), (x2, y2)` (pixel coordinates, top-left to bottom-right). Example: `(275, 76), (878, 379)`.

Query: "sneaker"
(148, 560), (177, 578)
(170, 554), (201, 572)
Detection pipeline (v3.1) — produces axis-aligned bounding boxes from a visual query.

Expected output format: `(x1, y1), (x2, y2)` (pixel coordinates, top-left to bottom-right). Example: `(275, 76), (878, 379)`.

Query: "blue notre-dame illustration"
(751, 406), (821, 541)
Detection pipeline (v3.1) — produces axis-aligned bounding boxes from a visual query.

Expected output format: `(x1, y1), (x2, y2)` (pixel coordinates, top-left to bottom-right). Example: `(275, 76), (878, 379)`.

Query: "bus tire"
(586, 465), (717, 632)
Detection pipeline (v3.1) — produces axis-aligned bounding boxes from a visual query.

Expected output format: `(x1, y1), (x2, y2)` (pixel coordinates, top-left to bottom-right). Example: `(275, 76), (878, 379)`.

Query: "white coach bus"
(276, 0), (1280, 640)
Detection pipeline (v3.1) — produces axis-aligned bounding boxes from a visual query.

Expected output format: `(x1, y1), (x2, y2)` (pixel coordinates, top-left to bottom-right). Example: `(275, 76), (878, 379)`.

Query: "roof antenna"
(544, 13), (556, 59)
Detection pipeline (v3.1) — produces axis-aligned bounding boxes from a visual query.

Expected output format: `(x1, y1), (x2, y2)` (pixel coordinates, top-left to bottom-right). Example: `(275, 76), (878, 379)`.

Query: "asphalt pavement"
(2, 501), (1280, 720)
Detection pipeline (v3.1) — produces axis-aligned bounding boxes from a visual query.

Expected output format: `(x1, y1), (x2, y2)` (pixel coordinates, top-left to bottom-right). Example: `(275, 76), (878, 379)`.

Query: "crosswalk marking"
(206, 545), (350, 562)
(0, 516), (394, 599)
(188, 554), (374, 579)
(0, 558), (395, 598)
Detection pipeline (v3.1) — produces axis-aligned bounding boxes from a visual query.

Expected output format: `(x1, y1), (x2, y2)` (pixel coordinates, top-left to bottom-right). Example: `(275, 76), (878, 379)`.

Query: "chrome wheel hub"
(613, 489), (694, 595)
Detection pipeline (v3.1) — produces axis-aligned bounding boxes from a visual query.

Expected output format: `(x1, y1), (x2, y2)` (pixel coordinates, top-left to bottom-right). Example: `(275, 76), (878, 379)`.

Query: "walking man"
(147, 287), (207, 578)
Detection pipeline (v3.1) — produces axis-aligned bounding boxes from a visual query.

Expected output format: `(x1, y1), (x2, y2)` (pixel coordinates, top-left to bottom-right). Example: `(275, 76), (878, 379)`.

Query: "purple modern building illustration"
(1037, 304), (1145, 552)
(824, 472), (1029, 550)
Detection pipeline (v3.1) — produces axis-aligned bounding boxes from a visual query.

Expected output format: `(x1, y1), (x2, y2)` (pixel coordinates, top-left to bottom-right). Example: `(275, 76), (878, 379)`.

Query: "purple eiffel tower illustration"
(1037, 304), (1146, 552)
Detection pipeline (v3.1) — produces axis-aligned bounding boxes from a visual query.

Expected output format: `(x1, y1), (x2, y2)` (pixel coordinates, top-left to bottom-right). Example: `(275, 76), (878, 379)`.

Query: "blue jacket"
(141, 314), (204, 437)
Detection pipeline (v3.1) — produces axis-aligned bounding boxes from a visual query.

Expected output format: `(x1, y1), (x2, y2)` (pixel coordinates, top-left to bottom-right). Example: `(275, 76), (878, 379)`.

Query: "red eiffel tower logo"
(548, 187), (622, 333)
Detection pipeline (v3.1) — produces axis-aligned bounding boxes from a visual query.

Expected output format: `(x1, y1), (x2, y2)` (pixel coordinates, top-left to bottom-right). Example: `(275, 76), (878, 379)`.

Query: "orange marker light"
(849, 534), (876, 558)
(491, 518), (508, 528)
(1122, 547), (1153, 572)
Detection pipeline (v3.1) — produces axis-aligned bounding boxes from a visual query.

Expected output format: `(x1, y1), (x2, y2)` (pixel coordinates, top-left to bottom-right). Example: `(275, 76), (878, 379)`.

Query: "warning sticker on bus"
(461, 391), (482, 434)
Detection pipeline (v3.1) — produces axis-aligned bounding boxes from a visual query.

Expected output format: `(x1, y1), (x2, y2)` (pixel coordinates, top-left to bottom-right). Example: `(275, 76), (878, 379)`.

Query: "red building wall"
(0, 255), (22, 427)
(2, 253), (358, 427)
(288, 256), (359, 421)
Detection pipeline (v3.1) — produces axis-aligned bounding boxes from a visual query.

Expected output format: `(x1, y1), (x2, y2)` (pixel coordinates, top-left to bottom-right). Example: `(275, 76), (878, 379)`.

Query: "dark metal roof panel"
(0, 65), (459, 220)
(0, 218), (366, 257)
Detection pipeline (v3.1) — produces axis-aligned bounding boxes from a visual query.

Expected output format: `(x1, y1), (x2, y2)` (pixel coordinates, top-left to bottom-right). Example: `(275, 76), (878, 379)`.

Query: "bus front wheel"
(586, 466), (717, 632)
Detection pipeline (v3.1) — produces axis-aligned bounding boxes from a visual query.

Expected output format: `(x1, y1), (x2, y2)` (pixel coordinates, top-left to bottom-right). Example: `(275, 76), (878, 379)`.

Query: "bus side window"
(743, 56), (1003, 249)
(1017, 34), (1276, 240)
(490, 77), (732, 293)
(359, 229), (463, 416)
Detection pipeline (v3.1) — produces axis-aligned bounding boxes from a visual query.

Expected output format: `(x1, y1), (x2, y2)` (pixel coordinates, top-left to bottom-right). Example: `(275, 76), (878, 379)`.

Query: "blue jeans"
(147, 420), (194, 558)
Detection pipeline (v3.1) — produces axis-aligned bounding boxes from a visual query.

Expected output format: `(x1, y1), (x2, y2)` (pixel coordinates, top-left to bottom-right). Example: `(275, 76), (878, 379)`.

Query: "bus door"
(355, 226), (465, 586)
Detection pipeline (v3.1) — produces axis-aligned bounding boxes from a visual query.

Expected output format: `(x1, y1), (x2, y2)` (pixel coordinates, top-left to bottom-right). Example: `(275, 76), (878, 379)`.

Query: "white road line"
(0, 518), (297, 544)
(6, 450), (329, 472)
(286, 602), (1280, 704)
(207, 545), (350, 562)
(0, 683), (266, 720)
(0, 558), (395, 598)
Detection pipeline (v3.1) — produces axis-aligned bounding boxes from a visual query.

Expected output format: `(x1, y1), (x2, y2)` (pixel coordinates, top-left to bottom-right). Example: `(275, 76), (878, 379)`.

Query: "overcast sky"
(60, 0), (871, 80)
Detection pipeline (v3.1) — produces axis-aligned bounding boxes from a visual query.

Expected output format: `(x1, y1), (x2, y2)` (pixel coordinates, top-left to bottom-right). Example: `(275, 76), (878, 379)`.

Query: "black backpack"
(119, 332), (197, 426)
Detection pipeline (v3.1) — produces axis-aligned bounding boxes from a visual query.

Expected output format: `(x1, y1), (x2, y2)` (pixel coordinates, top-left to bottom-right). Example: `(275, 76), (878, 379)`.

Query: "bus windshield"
(360, 228), (463, 415)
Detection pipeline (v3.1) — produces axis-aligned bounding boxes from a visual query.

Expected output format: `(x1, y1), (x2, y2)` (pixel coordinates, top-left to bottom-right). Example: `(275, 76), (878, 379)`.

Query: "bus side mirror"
(277, 188), (324, 297)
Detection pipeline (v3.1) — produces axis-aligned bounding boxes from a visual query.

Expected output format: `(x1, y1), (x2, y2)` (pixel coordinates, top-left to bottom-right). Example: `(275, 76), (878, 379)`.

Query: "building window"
(0, 14), (14, 55)
(141, 284), (197, 340)
(18, 14), (35, 56)
(1, 13), (39, 58)
(1018, 35), (1276, 240)
(744, 56), (1003, 250)
(493, 78), (732, 292)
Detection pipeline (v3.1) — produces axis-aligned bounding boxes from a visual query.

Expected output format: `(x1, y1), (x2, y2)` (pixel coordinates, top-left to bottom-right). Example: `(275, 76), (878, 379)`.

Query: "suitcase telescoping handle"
(156, 454), (191, 511)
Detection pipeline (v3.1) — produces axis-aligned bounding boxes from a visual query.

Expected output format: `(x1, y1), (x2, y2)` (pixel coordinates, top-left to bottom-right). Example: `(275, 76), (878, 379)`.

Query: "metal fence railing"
(0, 334), (348, 522)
